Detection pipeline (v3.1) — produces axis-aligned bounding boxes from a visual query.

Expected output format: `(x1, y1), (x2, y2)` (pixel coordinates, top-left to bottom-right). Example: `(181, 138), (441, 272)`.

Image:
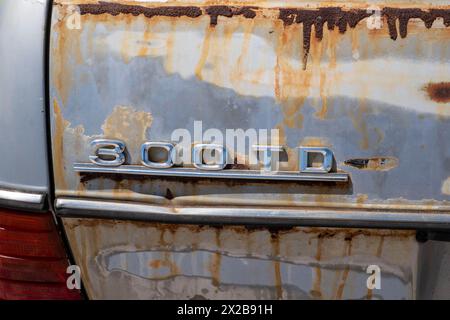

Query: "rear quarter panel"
(49, 0), (450, 299)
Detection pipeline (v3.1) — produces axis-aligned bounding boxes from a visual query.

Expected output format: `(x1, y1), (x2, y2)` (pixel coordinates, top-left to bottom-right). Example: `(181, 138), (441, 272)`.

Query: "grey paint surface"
(0, 0), (50, 194)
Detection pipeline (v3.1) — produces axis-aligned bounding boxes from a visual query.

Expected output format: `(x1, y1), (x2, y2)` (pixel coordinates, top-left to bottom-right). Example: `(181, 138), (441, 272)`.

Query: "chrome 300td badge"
(74, 123), (348, 182)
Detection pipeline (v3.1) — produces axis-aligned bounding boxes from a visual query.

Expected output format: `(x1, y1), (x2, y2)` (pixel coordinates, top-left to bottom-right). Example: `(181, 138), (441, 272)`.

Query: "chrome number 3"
(89, 139), (126, 167)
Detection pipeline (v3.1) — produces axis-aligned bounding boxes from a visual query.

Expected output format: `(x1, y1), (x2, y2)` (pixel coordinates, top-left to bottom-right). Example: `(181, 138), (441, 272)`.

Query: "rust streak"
(164, 20), (177, 73)
(195, 26), (213, 80)
(272, 234), (283, 300)
(209, 229), (222, 287)
(310, 236), (323, 299)
(316, 70), (328, 119)
(52, 99), (68, 190)
(335, 236), (353, 300)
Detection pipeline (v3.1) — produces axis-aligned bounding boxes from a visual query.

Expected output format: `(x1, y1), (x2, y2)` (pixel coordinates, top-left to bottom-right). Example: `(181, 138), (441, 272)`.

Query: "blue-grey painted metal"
(0, 0), (50, 209)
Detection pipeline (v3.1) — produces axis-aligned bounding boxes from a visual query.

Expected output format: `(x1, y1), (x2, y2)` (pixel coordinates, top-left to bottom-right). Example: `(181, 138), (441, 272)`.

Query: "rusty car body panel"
(48, 0), (450, 299)
(50, 0), (450, 210)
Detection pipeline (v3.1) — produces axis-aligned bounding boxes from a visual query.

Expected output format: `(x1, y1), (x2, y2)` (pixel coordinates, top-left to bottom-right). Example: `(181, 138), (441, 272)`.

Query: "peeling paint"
(344, 157), (399, 171)
(102, 106), (153, 162)
(52, 103), (153, 192)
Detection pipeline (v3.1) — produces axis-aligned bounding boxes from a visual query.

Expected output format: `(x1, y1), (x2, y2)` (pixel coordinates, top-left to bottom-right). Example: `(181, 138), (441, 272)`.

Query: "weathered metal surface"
(63, 218), (419, 299)
(50, 0), (450, 212)
(50, 1), (450, 299)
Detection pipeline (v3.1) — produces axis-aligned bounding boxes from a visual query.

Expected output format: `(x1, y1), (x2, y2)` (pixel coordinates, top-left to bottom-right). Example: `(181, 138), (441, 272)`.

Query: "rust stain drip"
(335, 236), (353, 299)
(78, 2), (202, 19)
(376, 236), (385, 258)
(310, 236), (323, 299)
(209, 229), (222, 288)
(52, 99), (68, 190)
(271, 234), (283, 300)
(424, 82), (450, 104)
(278, 8), (372, 69)
(382, 8), (450, 40)
(274, 24), (311, 130)
(195, 26), (213, 81)
(205, 6), (256, 26)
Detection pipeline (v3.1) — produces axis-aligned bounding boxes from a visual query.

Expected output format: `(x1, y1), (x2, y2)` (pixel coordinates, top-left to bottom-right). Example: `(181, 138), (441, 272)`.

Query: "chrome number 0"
(89, 139), (126, 167)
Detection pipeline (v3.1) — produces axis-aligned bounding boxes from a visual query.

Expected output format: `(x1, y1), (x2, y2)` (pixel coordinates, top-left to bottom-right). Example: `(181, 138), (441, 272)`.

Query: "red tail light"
(0, 209), (81, 300)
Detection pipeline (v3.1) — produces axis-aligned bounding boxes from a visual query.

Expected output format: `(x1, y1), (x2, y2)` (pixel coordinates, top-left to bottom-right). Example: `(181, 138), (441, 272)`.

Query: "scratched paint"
(63, 218), (418, 299)
(50, 0), (450, 210)
(343, 157), (399, 171)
